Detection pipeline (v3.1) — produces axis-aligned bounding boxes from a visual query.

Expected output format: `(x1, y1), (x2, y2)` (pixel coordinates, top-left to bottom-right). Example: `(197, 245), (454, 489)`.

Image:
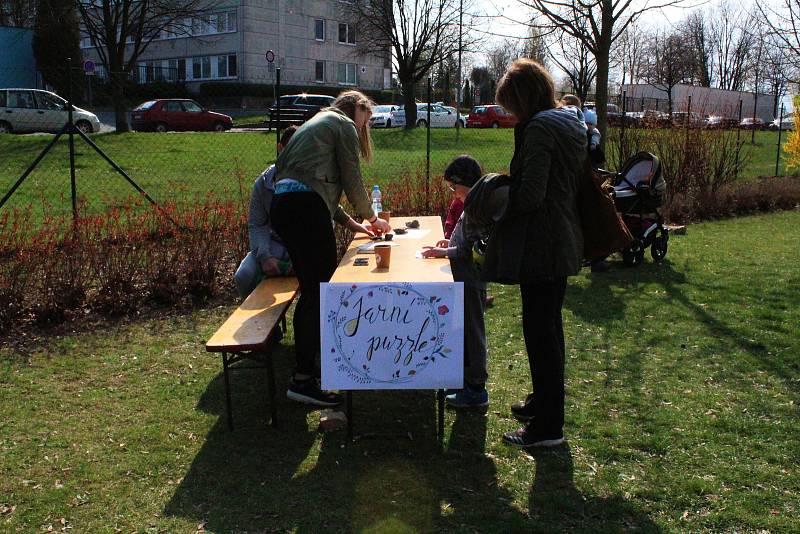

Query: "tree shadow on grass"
(564, 259), (687, 325)
(527, 444), (662, 533)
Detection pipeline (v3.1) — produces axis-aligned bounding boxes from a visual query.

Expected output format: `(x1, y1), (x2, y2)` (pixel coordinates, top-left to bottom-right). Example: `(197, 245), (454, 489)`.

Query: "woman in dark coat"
(487, 59), (586, 448)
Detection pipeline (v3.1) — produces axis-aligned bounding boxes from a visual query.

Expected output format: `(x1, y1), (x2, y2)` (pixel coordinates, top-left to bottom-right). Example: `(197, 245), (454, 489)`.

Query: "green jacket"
(274, 108), (373, 224)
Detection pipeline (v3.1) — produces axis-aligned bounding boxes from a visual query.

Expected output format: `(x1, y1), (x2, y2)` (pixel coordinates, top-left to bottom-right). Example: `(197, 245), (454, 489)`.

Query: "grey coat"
(482, 107), (586, 284)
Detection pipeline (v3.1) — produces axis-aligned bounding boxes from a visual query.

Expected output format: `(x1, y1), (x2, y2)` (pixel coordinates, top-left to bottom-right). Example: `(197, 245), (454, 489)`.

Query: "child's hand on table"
(421, 246), (447, 258)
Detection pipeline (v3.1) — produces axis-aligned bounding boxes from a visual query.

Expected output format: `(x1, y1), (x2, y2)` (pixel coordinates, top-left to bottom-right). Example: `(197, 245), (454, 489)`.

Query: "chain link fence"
(0, 70), (794, 226)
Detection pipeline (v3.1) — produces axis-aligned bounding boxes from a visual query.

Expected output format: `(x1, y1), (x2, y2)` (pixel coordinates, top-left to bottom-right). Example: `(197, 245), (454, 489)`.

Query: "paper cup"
(378, 211), (391, 223)
(374, 244), (392, 269)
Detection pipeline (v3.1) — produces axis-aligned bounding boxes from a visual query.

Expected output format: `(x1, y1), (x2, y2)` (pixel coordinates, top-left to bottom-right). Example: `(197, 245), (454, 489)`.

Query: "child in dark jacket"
(422, 155), (489, 408)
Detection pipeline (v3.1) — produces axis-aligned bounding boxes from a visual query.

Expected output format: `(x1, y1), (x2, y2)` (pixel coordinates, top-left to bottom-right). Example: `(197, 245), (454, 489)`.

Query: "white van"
(0, 89), (101, 134)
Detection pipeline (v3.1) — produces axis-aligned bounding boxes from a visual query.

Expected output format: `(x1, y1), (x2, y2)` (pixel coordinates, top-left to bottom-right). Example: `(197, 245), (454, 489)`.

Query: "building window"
(217, 54), (237, 78)
(337, 62), (357, 85)
(315, 61), (325, 82)
(315, 19), (325, 41)
(338, 23), (356, 45)
(184, 54), (237, 81)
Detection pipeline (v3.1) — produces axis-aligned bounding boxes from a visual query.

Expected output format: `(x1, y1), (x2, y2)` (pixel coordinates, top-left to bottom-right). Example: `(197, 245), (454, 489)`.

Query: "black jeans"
(271, 191), (338, 377)
(520, 277), (567, 433)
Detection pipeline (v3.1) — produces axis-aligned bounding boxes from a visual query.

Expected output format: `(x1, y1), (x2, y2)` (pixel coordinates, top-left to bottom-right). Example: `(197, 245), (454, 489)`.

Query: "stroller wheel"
(651, 235), (668, 262)
(622, 244), (644, 267)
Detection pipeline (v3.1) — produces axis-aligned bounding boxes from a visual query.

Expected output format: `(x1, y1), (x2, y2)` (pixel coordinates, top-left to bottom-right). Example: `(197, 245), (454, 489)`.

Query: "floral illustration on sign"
(327, 283), (452, 385)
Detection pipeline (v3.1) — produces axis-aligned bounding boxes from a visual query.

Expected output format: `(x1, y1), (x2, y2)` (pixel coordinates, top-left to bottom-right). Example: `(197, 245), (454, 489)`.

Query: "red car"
(131, 99), (233, 132)
(466, 105), (517, 128)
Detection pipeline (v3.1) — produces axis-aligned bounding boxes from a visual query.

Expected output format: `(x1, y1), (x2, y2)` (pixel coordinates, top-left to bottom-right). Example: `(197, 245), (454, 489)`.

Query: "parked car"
(435, 102), (468, 127)
(671, 111), (704, 127)
(584, 101), (623, 122)
(768, 116), (795, 131)
(392, 103), (462, 128)
(267, 94), (335, 126)
(466, 105), (517, 128)
(0, 88), (100, 134)
(739, 117), (767, 130)
(705, 115), (739, 129)
(369, 104), (401, 128)
(131, 99), (233, 132)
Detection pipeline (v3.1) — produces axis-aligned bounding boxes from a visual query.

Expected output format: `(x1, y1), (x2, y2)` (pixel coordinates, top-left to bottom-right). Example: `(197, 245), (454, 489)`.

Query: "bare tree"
(519, 0), (690, 141)
(520, 24), (549, 66)
(642, 30), (694, 116)
(76, 0), (218, 133)
(682, 11), (713, 87)
(709, 3), (754, 92)
(348, 0), (471, 128)
(763, 35), (792, 116)
(614, 22), (647, 87)
(548, 25), (597, 103)
(487, 38), (522, 85)
(757, 0), (800, 77)
(0, 0), (35, 27)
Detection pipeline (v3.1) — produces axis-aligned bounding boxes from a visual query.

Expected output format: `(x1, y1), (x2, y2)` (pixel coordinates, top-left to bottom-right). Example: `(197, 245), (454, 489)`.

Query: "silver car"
(0, 88), (101, 134)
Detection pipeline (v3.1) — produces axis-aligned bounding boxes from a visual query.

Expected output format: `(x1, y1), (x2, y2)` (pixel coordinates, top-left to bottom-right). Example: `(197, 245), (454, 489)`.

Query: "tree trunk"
(595, 43), (611, 148)
(401, 80), (417, 129)
(111, 71), (130, 133)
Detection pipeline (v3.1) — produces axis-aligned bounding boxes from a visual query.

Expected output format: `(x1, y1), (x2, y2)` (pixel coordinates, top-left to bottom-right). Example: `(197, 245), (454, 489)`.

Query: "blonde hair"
(330, 90), (374, 162)
(495, 59), (556, 122)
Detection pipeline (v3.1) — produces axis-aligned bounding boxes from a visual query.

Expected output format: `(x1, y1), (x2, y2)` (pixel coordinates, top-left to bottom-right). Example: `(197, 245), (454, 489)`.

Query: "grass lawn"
(0, 128), (791, 222)
(1, 210), (798, 532)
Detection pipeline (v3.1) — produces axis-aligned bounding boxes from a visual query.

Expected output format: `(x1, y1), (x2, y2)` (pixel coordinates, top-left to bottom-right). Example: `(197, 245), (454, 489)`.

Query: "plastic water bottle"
(371, 185), (382, 215)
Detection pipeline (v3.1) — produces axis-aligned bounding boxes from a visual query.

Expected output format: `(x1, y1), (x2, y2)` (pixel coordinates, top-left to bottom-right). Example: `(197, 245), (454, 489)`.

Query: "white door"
(33, 91), (68, 132)
(6, 90), (38, 133)
(433, 105), (451, 127)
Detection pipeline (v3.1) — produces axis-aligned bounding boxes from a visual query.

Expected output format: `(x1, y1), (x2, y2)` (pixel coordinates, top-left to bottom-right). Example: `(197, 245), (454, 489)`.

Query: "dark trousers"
(464, 284), (488, 386)
(271, 191), (338, 377)
(520, 277), (567, 433)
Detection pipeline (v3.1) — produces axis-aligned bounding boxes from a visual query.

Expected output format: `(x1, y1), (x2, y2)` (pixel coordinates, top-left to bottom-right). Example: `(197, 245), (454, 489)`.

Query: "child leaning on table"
(233, 126), (298, 299)
(422, 155), (489, 408)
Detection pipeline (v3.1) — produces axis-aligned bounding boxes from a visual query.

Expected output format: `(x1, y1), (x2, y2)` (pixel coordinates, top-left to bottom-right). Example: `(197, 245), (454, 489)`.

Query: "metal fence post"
(735, 100), (743, 180)
(426, 77), (432, 213)
(776, 104), (785, 177)
(67, 57), (78, 222)
(275, 67), (281, 156)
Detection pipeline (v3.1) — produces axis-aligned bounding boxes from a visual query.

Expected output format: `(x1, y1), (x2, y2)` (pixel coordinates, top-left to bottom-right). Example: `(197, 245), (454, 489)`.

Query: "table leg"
(346, 391), (353, 441)
(265, 349), (278, 428)
(437, 389), (445, 441)
(222, 352), (234, 432)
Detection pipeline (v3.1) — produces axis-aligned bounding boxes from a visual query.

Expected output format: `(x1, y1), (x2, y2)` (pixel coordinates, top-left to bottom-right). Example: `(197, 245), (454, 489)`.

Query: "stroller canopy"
(614, 152), (665, 195)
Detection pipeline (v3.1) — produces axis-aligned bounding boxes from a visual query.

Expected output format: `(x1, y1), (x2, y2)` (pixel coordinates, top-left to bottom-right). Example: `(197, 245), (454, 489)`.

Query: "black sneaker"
(510, 393), (536, 422)
(287, 378), (342, 407)
(502, 424), (564, 448)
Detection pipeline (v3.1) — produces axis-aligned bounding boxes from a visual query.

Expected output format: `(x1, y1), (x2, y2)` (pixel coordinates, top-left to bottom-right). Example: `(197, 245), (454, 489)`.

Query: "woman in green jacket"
(271, 91), (391, 407)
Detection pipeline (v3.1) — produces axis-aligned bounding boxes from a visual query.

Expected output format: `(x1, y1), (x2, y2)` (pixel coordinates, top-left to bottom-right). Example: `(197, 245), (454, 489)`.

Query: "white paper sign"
(321, 282), (464, 390)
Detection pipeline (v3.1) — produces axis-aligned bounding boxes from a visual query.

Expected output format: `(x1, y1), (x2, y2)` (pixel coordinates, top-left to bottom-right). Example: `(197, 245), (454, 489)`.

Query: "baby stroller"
(607, 152), (669, 266)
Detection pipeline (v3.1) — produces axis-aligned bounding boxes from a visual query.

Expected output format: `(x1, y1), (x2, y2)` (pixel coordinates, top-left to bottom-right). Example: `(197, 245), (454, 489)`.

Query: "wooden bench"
(266, 108), (309, 130)
(205, 276), (299, 430)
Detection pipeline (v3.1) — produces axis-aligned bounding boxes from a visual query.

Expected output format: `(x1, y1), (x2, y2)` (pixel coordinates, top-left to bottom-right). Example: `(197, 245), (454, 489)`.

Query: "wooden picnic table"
(328, 215), (455, 440)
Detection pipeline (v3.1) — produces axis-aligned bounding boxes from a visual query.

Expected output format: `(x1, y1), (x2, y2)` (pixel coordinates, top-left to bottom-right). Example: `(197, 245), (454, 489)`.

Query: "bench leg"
(222, 352), (234, 432)
(265, 348), (278, 428)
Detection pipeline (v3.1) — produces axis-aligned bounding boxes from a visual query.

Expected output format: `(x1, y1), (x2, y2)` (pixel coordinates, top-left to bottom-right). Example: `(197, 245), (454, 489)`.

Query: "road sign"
(265, 50), (275, 63)
(83, 60), (96, 76)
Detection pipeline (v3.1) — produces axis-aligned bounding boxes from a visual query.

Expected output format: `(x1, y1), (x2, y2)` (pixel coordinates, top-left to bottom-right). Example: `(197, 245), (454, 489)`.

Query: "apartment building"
(80, 0), (391, 91)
